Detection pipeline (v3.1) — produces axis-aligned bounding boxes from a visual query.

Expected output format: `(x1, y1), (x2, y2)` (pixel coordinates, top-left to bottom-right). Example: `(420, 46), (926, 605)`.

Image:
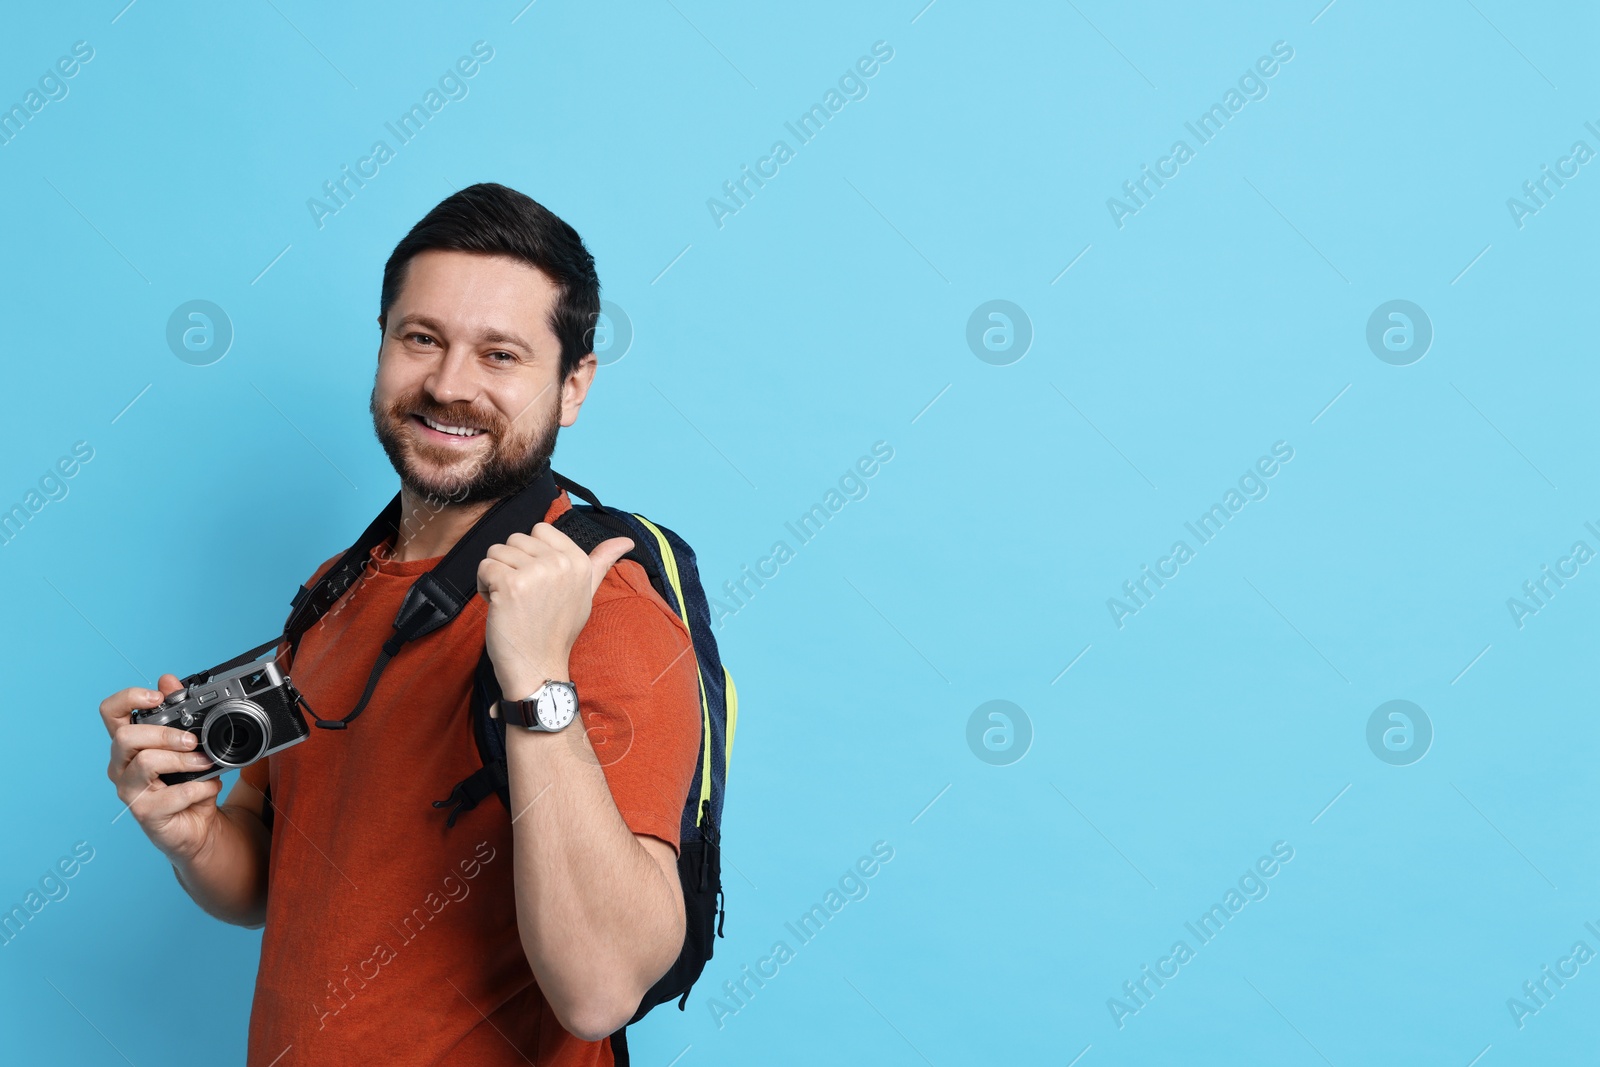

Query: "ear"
(559, 352), (598, 428)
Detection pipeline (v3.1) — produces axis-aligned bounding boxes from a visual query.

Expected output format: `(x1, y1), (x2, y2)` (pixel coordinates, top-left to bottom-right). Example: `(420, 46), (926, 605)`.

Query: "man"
(97, 183), (702, 1065)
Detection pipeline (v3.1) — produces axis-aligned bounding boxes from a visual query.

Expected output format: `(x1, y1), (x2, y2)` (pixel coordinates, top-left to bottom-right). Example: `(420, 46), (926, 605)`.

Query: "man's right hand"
(101, 674), (225, 863)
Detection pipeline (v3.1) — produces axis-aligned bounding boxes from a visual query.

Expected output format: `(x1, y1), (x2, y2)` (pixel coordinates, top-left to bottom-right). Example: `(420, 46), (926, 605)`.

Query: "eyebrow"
(394, 314), (536, 355)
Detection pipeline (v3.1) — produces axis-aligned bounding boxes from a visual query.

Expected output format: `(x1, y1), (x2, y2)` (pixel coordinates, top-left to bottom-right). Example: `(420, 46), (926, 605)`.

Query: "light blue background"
(3, 1), (1598, 1064)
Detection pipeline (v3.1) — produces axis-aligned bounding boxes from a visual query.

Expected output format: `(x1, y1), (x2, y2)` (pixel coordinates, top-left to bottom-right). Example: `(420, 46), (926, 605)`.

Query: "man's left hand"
(477, 523), (634, 698)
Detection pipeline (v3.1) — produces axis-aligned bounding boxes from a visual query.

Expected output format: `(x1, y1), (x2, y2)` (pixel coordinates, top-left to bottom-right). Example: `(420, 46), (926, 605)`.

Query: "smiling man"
(98, 184), (701, 1065)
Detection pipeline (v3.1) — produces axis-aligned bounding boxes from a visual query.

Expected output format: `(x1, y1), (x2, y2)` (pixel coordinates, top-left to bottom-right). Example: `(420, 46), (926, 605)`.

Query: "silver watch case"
(504, 680), (578, 732)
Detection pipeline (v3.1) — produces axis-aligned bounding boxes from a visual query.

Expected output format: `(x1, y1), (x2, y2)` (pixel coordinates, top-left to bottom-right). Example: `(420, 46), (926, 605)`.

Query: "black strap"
(611, 1026), (629, 1066)
(431, 760), (508, 827)
(428, 507), (626, 821)
(553, 471), (603, 508)
(428, 497), (725, 1021)
(382, 462), (563, 644)
(307, 465), (563, 730)
(312, 638), (400, 729)
(283, 497), (405, 647)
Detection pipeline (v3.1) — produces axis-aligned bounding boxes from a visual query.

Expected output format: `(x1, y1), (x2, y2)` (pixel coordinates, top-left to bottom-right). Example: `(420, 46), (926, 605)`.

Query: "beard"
(370, 384), (561, 506)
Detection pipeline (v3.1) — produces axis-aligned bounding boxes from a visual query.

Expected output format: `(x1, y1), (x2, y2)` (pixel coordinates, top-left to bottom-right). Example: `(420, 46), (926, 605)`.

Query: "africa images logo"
(1107, 841), (1295, 1029)
(311, 842), (496, 1031)
(306, 42), (495, 230)
(1106, 442), (1294, 628)
(705, 842), (895, 1029)
(1105, 41), (1294, 229)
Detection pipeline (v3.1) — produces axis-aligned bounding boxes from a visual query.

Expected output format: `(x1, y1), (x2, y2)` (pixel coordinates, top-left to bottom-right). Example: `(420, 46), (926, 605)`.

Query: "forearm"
(506, 721), (682, 1039)
(171, 804), (271, 928)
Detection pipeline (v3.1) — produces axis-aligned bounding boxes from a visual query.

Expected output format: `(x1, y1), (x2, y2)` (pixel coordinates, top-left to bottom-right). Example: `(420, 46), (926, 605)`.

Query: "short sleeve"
(569, 575), (701, 853)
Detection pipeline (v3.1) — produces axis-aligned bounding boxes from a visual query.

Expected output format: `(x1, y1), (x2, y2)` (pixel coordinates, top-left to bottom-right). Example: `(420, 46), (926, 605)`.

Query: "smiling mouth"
(411, 413), (489, 442)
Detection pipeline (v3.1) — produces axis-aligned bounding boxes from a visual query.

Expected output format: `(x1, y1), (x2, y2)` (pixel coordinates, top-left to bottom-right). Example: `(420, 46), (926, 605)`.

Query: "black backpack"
(225, 464), (733, 1059)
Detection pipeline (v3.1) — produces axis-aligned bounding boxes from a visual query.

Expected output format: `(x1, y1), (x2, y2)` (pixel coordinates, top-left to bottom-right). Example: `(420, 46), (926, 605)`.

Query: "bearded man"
(98, 184), (701, 1066)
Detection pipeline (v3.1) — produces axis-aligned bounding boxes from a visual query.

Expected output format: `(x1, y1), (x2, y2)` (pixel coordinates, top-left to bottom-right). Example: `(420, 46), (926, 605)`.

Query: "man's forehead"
(394, 250), (560, 344)
(403, 249), (558, 297)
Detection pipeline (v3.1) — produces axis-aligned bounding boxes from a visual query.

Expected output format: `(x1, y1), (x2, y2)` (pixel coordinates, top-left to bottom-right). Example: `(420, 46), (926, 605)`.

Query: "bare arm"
(476, 523), (688, 1041)
(173, 775), (272, 927)
(504, 711), (684, 1041)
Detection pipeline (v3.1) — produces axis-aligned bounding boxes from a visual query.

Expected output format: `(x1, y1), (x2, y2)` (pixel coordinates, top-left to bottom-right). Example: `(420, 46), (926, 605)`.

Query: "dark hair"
(378, 182), (600, 379)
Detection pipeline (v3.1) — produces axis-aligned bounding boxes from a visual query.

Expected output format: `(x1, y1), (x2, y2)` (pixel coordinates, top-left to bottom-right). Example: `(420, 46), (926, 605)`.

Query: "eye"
(486, 350), (518, 364)
(405, 332), (438, 346)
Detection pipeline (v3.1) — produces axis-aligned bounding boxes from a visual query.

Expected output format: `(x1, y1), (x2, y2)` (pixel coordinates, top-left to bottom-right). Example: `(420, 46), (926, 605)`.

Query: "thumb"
(588, 537), (634, 595)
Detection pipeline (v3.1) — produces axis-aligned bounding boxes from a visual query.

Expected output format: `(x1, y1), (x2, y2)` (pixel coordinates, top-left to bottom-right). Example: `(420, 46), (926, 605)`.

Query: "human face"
(370, 250), (596, 504)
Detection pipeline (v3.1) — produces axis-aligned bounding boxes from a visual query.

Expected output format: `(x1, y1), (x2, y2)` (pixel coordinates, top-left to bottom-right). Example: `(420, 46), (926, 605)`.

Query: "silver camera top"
(140, 660), (285, 729)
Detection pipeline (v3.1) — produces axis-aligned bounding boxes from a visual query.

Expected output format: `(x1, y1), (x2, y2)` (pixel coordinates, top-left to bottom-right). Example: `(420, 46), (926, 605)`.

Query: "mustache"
(369, 382), (562, 507)
(389, 392), (504, 436)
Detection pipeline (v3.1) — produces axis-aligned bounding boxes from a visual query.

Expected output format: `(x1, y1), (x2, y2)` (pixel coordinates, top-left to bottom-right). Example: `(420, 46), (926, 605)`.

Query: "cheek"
(536, 379), (573, 427)
(484, 384), (554, 440)
(372, 361), (412, 412)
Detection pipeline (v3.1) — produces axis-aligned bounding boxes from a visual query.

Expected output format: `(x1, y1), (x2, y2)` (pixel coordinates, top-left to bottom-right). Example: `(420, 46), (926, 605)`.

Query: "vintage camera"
(132, 660), (311, 785)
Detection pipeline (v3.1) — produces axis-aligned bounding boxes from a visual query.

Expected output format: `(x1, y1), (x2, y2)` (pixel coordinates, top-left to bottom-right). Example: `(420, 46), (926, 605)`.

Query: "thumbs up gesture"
(476, 522), (634, 699)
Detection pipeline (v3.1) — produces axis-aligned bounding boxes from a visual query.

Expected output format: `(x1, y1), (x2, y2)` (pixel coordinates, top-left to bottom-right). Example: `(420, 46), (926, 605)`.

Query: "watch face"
(536, 684), (576, 730)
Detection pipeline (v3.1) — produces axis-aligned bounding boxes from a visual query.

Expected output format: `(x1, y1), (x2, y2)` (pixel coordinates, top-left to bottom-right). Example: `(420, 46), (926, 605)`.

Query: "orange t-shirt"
(239, 491), (701, 1066)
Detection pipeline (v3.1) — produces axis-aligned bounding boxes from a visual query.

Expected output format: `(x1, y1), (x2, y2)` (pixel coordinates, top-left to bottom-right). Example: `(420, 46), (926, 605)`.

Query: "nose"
(423, 346), (478, 407)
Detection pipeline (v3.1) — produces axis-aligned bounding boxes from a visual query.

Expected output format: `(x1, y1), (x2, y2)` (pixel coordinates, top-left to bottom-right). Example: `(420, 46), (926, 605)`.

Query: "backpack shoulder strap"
(432, 504), (648, 826)
(431, 648), (513, 827)
(435, 485), (732, 1032)
(301, 467), (562, 731)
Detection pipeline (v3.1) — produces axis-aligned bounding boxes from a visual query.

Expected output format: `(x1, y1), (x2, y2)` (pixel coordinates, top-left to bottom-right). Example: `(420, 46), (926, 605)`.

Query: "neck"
(390, 486), (495, 563)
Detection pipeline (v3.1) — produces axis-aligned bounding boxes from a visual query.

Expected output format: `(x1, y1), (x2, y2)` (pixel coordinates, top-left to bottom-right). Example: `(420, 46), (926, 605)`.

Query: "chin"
(400, 452), (479, 498)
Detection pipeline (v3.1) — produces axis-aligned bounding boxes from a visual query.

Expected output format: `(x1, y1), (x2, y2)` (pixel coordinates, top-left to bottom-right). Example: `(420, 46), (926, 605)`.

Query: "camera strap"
(282, 464), (564, 730)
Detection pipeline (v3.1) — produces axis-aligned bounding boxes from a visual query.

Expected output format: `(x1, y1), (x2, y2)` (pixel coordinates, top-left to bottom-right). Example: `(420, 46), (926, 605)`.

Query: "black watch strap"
(501, 696), (538, 729)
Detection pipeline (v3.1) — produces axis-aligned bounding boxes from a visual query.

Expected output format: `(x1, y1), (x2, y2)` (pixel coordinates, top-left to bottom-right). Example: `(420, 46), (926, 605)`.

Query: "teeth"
(420, 415), (484, 438)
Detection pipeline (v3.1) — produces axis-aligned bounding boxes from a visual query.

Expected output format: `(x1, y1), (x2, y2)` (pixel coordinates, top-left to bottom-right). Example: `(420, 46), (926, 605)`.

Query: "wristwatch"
(502, 680), (579, 732)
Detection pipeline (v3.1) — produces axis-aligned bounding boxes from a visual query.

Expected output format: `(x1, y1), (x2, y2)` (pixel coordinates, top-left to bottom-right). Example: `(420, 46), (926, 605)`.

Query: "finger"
(531, 524), (576, 547)
(156, 673), (184, 697)
(139, 777), (223, 821)
(485, 541), (536, 568)
(476, 555), (514, 597)
(98, 685), (168, 737)
(119, 746), (213, 791)
(110, 723), (200, 778)
(530, 522), (581, 552)
(504, 531), (556, 557)
(588, 537), (635, 595)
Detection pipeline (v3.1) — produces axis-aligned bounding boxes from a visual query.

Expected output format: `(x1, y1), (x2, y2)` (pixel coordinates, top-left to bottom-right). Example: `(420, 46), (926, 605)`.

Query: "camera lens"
(201, 700), (270, 768)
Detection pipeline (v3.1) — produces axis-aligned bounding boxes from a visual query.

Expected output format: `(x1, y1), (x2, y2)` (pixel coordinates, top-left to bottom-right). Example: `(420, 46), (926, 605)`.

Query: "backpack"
(218, 464), (733, 1059)
(435, 472), (735, 1057)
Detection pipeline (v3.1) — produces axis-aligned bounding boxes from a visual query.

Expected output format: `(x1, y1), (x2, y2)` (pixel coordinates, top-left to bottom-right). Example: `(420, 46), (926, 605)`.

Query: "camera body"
(132, 660), (311, 785)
